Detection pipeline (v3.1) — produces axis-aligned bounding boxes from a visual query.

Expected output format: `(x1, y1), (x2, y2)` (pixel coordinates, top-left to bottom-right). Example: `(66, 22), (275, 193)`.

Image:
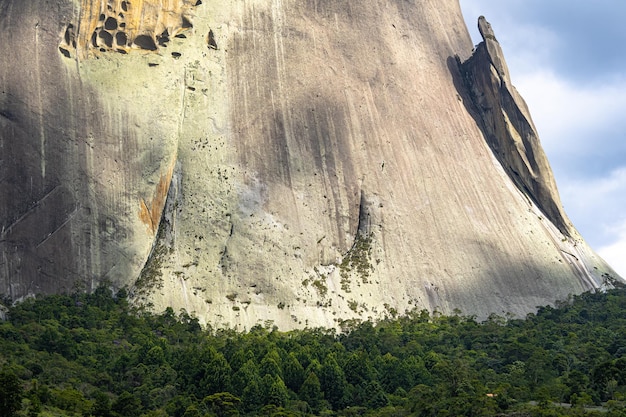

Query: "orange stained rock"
(139, 160), (176, 235)
(68, 0), (197, 58)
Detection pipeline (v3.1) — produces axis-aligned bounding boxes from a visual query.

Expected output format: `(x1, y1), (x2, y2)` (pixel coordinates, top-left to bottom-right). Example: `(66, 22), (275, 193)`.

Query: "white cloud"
(561, 168), (626, 205)
(515, 70), (626, 156)
(497, 25), (560, 76)
(504, 46), (626, 260)
(559, 168), (626, 249)
(598, 220), (626, 279)
(461, 0), (560, 74)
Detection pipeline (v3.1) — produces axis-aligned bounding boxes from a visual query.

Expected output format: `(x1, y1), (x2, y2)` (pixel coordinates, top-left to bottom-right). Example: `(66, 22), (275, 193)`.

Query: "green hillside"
(1, 284), (626, 416)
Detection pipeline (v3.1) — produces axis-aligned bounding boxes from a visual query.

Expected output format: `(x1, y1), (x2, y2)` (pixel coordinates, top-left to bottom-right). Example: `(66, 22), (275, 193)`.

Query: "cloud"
(559, 168), (626, 249)
(515, 70), (626, 169)
(471, 2), (626, 169)
(598, 220), (626, 279)
(461, 1), (626, 82)
(511, 67), (626, 255)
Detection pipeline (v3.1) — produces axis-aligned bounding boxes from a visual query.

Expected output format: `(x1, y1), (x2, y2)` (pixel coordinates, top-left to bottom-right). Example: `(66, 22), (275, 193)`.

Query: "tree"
(181, 404), (202, 417)
(343, 351), (373, 386)
(299, 372), (322, 413)
(201, 353), (232, 395)
(260, 350), (283, 379)
(432, 358), (469, 396)
(320, 354), (346, 409)
(282, 353), (304, 392)
(92, 391), (112, 417)
(364, 381), (389, 410)
(408, 384), (437, 417)
(203, 392), (242, 416)
(232, 359), (259, 396)
(165, 395), (193, 417)
(27, 393), (42, 417)
(112, 391), (142, 417)
(242, 377), (263, 412)
(563, 370), (590, 403)
(571, 392), (593, 410)
(375, 353), (402, 392)
(145, 345), (166, 366)
(264, 375), (288, 408)
(0, 370), (23, 417)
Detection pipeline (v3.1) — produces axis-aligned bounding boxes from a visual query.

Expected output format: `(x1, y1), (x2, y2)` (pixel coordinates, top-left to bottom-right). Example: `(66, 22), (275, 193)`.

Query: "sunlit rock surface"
(0, 0), (620, 329)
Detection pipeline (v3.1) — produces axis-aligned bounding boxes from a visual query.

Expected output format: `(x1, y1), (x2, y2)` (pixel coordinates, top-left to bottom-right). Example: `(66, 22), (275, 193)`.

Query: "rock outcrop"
(461, 16), (571, 236)
(0, 0), (621, 329)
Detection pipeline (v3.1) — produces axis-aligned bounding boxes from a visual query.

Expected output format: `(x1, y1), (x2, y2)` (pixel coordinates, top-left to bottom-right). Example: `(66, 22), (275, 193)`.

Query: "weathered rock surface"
(0, 0), (621, 329)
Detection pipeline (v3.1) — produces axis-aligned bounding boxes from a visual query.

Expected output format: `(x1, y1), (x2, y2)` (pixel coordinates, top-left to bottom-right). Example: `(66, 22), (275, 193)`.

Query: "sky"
(459, 1), (626, 279)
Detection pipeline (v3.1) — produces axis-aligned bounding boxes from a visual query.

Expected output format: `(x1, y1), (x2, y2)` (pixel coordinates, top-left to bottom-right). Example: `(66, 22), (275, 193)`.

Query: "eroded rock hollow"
(0, 0), (621, 329)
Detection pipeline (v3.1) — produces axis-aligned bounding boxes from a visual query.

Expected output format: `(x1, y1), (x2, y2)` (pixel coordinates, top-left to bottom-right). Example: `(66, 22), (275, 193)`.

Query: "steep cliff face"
(0, 0), (181, 296)
(0, 0), (620, 329)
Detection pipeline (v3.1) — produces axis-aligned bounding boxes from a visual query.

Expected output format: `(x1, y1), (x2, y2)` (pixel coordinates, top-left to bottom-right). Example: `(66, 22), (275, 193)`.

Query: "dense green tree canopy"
(1, 285), (626, 416)
(0, 369), (23, 417)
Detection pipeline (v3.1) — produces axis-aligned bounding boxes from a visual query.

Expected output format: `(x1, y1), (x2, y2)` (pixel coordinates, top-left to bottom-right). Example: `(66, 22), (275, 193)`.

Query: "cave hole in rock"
(99, 30), (114, 48)
(175, 33), (186, 39)
(207, 29), (217, 49)
(157, 29), (170, 46)
(134, 35), (157, 51)
(195, 0), (202, 5)
(64, 24), (74, 44)
(121, 1), (128, 11)
(117, 49), (127, 54)
(107, 5), (113, 11)
(59, 47), (71, 58)
(171, 52), (181, 58)
(105, 17), (117, 30)
(119, 22), (126, 28)
(99, 14), (105, 21)
(182, 16), (193, 28)
(115, 31), (128, 47)
(91, 31), (98, 47)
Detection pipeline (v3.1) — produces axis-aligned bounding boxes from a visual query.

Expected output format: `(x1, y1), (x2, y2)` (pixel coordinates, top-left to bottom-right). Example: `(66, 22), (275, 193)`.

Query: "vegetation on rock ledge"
(339, 233), (374, 292)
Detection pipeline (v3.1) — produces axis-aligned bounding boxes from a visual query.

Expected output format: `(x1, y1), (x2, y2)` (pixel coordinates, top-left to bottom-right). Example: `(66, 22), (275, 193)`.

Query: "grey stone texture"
(0, 0), (620, 329)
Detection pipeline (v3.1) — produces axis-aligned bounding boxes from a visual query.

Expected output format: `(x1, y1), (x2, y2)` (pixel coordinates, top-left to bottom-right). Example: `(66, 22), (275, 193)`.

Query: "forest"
(1, 283), (626, 416)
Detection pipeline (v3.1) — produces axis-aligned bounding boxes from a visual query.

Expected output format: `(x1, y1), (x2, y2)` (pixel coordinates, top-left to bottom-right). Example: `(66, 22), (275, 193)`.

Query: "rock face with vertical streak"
(0, 0), (621, 329)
